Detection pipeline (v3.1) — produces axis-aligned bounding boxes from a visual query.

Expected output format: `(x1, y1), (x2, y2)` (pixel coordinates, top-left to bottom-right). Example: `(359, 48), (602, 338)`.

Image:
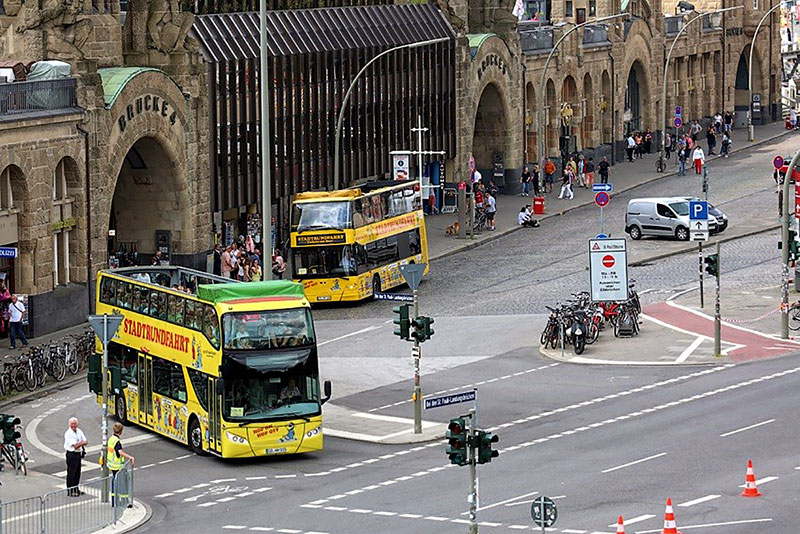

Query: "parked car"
(625, 197), (719, 241)
(680, 197), (728, 233)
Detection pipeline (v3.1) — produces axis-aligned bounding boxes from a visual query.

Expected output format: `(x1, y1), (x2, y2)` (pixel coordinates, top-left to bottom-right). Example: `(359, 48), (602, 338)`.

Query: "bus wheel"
(372, 274), (381, 295)
(115, 395), (128, 425)
(188, 417), (204, 455)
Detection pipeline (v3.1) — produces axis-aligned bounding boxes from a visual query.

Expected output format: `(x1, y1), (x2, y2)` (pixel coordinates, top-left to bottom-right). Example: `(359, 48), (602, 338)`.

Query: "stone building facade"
(0, 0), (210, 336)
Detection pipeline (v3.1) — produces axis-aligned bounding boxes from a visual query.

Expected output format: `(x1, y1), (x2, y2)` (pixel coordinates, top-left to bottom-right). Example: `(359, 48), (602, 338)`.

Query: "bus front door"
(138, 354), (153, 427)
(207, 377), (222, 454)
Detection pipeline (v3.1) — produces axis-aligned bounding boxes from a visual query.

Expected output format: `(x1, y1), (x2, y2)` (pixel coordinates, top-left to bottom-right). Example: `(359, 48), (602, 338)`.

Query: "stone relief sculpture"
(434, 0), (466, 34)
(14, 0), (94, 60)
(468, 0), (518, 34)
(146, 0), (198, 53)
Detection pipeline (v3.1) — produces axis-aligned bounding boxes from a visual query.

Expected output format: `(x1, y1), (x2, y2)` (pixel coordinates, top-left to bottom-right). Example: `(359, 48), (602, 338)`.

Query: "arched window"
(52, 158), (78, 287)
(0, 167), (14, 211)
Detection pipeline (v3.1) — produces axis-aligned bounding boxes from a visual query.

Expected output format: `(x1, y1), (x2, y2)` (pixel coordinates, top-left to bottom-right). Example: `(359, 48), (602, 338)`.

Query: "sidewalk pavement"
(426, 122), (792, 261)
(323, 403), (446, 444)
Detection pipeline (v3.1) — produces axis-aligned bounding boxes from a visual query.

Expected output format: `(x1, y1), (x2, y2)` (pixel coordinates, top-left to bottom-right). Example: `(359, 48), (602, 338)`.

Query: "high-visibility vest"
(106, 435), (125, 471)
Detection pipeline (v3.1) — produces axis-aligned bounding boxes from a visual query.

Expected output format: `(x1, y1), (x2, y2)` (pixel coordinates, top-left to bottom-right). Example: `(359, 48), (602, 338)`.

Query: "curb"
(628, 224), (780, 267)
(538, 340), (725, 366)
(91, 499), (153, 534)
(430, 129), (794, 263)
(0, 371), (88, 410)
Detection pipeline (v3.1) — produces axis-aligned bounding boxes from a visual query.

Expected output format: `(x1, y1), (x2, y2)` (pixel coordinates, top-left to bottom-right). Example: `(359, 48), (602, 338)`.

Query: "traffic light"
(704, 254), (719, 277)
(475, 430), (499, 464)
(87, 353), (102, 394)
(411, 316), (435, 343)
(393, 305), (410, 340)
(1, 414), (21, 444)
(790, 230), (799, 261)
(446, 417), (469, 466)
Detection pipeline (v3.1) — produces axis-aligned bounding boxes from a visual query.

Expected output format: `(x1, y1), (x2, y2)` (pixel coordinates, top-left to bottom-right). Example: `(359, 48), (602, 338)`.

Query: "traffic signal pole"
(101, 317), (110, 502)
(468, 394), (479, 534)
(780, 151), (800, 339)
(714, 241), (721, 357)
(413, 288), (422, 434)
(698, 242), (704, 308)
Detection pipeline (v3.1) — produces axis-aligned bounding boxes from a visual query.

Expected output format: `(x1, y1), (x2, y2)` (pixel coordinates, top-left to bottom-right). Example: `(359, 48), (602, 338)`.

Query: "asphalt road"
(9, 133), (800, 534)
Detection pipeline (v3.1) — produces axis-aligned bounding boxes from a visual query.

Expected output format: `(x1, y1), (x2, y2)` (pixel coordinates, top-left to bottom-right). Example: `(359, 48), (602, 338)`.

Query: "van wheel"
(372, 274), (381, 295)
(675, 226), (689, 241)
(629, 225), (642, 240)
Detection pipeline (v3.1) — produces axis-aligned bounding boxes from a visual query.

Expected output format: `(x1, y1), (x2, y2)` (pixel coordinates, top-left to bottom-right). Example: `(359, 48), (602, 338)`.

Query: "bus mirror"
(321, 380), (332, 405)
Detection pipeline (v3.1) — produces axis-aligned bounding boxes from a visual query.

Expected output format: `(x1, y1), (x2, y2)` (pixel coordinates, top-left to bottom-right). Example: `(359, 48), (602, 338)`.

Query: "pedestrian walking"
(644, 129), (653, 155)
(720, 131), (731, 157)
(531, 163), (541, 196)
(724, 110), (734, 133)
(250, 260), (263, 282)
(576, 155), (586, 188)
(664, 133), (672, 160)
(713, 112), (723, 133)
(705, 127), (716, 155)
(626, 134), (635, 162)
(212, 243), (222, 276)
(8, 294), (27, 349)
(64, 417), (87, 496)
(543, 159), (556, 193)
(584, 157), (595, 188)
(485, 191), (497, 230)
(220, 245), (232, 278)
(692, 145), (705, 174)
(691, 119), (702, 142)
(678, 145), (687, 176)
(272, 252), (286, 279)
(634, 132), (643, 159)
(520, 166), (532, 197)
(597, 157), (610, 184)
(107, 423), (135, 507)
(558, 168), (574, 199)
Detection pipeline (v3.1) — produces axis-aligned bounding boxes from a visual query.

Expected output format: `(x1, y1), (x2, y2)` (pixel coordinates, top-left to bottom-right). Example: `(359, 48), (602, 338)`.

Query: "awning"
(192, 3), (455, 62)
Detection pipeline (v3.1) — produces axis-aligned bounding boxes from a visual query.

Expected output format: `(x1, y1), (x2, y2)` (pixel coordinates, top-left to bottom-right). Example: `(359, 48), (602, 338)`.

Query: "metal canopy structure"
(192, 5), (456, 245)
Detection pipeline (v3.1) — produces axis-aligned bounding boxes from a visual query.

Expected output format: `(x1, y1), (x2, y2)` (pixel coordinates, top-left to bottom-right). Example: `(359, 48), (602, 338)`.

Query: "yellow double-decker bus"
(290, 180), (429, 302)
(92, 266), (331, 458)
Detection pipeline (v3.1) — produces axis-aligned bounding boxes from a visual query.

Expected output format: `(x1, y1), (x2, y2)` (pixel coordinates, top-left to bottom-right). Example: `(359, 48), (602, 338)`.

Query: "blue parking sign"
(689, 200), (708, 220)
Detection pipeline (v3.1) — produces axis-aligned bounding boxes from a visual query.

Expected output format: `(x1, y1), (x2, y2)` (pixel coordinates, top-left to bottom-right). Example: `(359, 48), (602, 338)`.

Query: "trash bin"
(533, 196), (545, 215)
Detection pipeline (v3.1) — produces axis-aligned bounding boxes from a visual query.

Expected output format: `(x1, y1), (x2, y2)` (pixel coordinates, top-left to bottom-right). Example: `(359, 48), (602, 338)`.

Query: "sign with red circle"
(594, 192), (610, 207)
(673, 117), (683, 128)
(602, 255), (615, 268)
(774, 155), (785, 170)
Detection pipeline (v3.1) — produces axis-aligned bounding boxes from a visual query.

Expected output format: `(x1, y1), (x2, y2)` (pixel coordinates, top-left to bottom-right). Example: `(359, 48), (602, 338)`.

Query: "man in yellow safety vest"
(107, 422), (135, 506)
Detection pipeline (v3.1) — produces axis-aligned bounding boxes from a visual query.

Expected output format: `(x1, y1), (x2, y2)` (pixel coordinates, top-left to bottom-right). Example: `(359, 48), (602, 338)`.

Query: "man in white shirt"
(64, 417), (88, 496)
(8, 294), (27, 349)
(517, 206), (539, 228)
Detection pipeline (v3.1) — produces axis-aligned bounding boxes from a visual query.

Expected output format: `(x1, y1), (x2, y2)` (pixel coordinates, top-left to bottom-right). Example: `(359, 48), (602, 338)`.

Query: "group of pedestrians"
(668, 111), (734, 176)
(214, 238), (287, 281)
(557, 154), (600, 200)
(625, 130), (655, 161)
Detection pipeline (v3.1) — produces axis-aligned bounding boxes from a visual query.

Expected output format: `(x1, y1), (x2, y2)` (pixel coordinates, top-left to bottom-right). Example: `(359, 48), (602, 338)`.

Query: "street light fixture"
(536, 13), (629, 171)
(659, 5), (743, 165)
(333, 37), (450, 191)
(748, 2), (784, 142)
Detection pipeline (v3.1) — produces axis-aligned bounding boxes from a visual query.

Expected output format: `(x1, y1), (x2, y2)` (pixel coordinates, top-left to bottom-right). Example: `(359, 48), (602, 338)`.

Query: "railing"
(0, 79), (78, 116)
(664, 15), (683, 35)
(0, 463), (134, 534)
(582, 24), (610, 46)
(519, 26), (554, 53)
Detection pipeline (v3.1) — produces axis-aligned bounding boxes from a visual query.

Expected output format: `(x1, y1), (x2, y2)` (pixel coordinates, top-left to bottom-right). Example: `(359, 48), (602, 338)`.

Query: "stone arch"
(472, 82), (512, 182)
(582, 73), (594, 150)
(525, 82), (537, 162)
(620, 28), (654, 133)
(1, 164), (27, 211)
(625, 60), (649, 134)
(0, 164), (30, 293)
(734, 44), (764, 127)
(545, 79), (557, 158)
(601, 70), (612, 144)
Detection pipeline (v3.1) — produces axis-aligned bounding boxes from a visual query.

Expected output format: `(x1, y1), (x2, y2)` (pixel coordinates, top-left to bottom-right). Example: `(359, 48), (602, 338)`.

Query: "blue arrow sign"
(595, 233), (608, 239)
(689, 200), (708, 220)
(374, 292), (414, 303)
(592, 183), (613, 193)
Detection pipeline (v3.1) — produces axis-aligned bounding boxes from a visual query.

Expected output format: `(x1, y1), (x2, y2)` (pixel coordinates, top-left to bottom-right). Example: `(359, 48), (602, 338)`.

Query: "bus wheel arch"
(372, 274), (381, 294)
(187, 415), (205, 455)
(115, 394), (129, 426)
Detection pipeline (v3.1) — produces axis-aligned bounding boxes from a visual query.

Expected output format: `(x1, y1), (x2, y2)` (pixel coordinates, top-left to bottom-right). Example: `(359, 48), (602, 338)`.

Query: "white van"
(625, 198), (718, 240)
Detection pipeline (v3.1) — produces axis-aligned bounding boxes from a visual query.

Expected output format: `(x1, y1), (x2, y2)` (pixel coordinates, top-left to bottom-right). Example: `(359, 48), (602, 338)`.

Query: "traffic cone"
(740, 459), (763, 497)
(616, 515), (626, 533)
(661, 498), (683, 534)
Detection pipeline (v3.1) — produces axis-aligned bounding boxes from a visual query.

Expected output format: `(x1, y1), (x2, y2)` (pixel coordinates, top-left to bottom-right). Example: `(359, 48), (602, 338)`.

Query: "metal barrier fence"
(0, 78), (78, 115)
(0, 463), (134, 534)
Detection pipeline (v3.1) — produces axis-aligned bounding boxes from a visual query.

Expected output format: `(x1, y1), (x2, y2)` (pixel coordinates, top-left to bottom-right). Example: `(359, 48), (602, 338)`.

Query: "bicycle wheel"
(24, 366), (37, 392)
(655, 159), (666, 173)
(789, 309), (800, 331)
(17, 444), (28, 476)
(13, 365), (27, 392)
(52, 357), (66, 382)
(585, 323), (600, 345)
(35, 362), (46, 388)
(66, 347), (80, 375)
(540, 324), (551, 346)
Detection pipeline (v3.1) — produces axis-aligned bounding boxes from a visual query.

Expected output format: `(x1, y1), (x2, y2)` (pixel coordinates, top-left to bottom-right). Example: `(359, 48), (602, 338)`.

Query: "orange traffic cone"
(616, 515), (626, 533)
(740, 459), (763, 497)
(661, 498), (683, 534)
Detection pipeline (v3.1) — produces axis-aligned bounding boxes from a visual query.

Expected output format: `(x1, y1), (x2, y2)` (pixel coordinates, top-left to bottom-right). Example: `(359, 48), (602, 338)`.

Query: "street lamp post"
(748, 2), (784, 142)
(333, 37), (449, 191)
(537, 14), (628, 171)
(780, 150), (800, 338)
(660, 6), (742, 164)
(259, 0), (273, 278)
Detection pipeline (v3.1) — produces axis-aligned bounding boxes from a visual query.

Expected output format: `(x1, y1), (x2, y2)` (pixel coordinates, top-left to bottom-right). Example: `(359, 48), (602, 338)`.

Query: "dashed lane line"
(607, 514), (655, 527)
(678, 495), (721, 507)
(368, 363), (559, 412)
(719, 418), (775, 437)
(600, 452), (667, 474)
(223, 528), (329, 534)
(635, 518), (773, 533)
(739, 476), (779, 487)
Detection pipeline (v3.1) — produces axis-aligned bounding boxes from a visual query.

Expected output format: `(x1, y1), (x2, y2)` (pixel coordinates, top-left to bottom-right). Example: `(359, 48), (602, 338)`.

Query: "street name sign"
(374, 292), (414, 303)
(531, 496), (558, 528)
(594, 192), (610, 207)
(424, 390), (476, 410)
(689, 200), (709, 242)
(592, 183), (612, 192)
(400, 263), (426, 291)
(589, 238), (628, 302)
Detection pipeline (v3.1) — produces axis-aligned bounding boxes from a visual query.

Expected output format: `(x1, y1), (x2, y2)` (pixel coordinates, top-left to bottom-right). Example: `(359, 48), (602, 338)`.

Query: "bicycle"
(655, 157), (666, 173)
(0, 417), (28, 476)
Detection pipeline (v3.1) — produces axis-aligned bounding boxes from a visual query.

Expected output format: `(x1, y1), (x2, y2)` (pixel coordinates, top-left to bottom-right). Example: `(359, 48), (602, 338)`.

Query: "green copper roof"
(467, 33), (499, 60)
(98, 67), (162, 108)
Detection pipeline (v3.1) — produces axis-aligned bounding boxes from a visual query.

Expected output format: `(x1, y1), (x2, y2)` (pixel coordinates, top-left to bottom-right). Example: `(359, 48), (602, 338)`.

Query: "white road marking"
(601, 453), (667, 473)
(720, 418), (775, 437)
(424, 516), (448, 521)
(675, 336), (705, 363)
(317, 325), (382, 347)
(739, 476), (779, 487)
(399, 514), (422, 519)
(460, 490), (538, 515)
(211, 478), (237, 483)
(561, 530), (588, 533)
(636, 518), (772, 533)
(274, 474), (296, 479)
(25, 393), (94, 458)
(249, 529), (275, 532)
(678, 494), (720, 507)
(246, 476), (269, 480)
(222, 527), (247, 530)
(608, 514), (654, 527)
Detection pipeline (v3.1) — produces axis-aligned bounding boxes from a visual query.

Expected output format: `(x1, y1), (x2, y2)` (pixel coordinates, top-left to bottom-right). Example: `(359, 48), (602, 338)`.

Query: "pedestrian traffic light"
(422, 316), (434, 340)
(1, 414), (21, 444)
(87, 353), (102, 394)
(446, 417), (469, 466)
(411, 316), (435, 343)
(475, 430), (499, 464)
(704, 253), (719, 277)
(393, 304), (410, 341)
(790, 230), (799, 261)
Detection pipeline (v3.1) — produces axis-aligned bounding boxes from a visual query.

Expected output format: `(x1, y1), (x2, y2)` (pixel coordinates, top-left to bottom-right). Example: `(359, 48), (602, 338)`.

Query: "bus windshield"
(292, 201), (351, 232)
(222, 351), (320, 422)
(222, 309), (315, 350)
(293, 245), (357, 278)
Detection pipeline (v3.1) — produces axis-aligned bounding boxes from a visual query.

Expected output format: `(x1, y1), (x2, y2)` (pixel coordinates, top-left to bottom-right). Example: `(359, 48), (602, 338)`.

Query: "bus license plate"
(316, 296), (331, 301)
(266, 447), (287, 455)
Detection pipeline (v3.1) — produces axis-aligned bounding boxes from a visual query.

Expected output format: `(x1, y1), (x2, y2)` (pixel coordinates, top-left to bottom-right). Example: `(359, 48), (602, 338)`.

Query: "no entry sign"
(602, 255), (615, 268)
(589, 238), (628, 302)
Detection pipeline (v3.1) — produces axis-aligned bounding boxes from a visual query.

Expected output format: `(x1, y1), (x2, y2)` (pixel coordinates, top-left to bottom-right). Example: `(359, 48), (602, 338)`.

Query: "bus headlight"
(225, 431), (249, 445)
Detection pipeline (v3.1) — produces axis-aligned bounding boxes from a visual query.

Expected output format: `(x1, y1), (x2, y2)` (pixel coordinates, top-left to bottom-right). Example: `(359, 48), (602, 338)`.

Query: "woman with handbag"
(0, 282), (10, 336)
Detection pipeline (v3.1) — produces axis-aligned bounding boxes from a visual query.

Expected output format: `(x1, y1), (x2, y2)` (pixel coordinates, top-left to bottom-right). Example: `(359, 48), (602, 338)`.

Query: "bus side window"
(100, 277), (116, 305)
(380, 191), (392, 217)
(121, 346), (137, 384)
(202, 305), (220, 348)
(187, 368), (209, 410)
(168, 294), (185, 325)
(119, 283), (133, 310)
(184, 300), (199, 330)
(371, 195), (383, 221)
(150, 291), (167, 321)
(137, 286), (150, 314)
(152, 358), (187, 403)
